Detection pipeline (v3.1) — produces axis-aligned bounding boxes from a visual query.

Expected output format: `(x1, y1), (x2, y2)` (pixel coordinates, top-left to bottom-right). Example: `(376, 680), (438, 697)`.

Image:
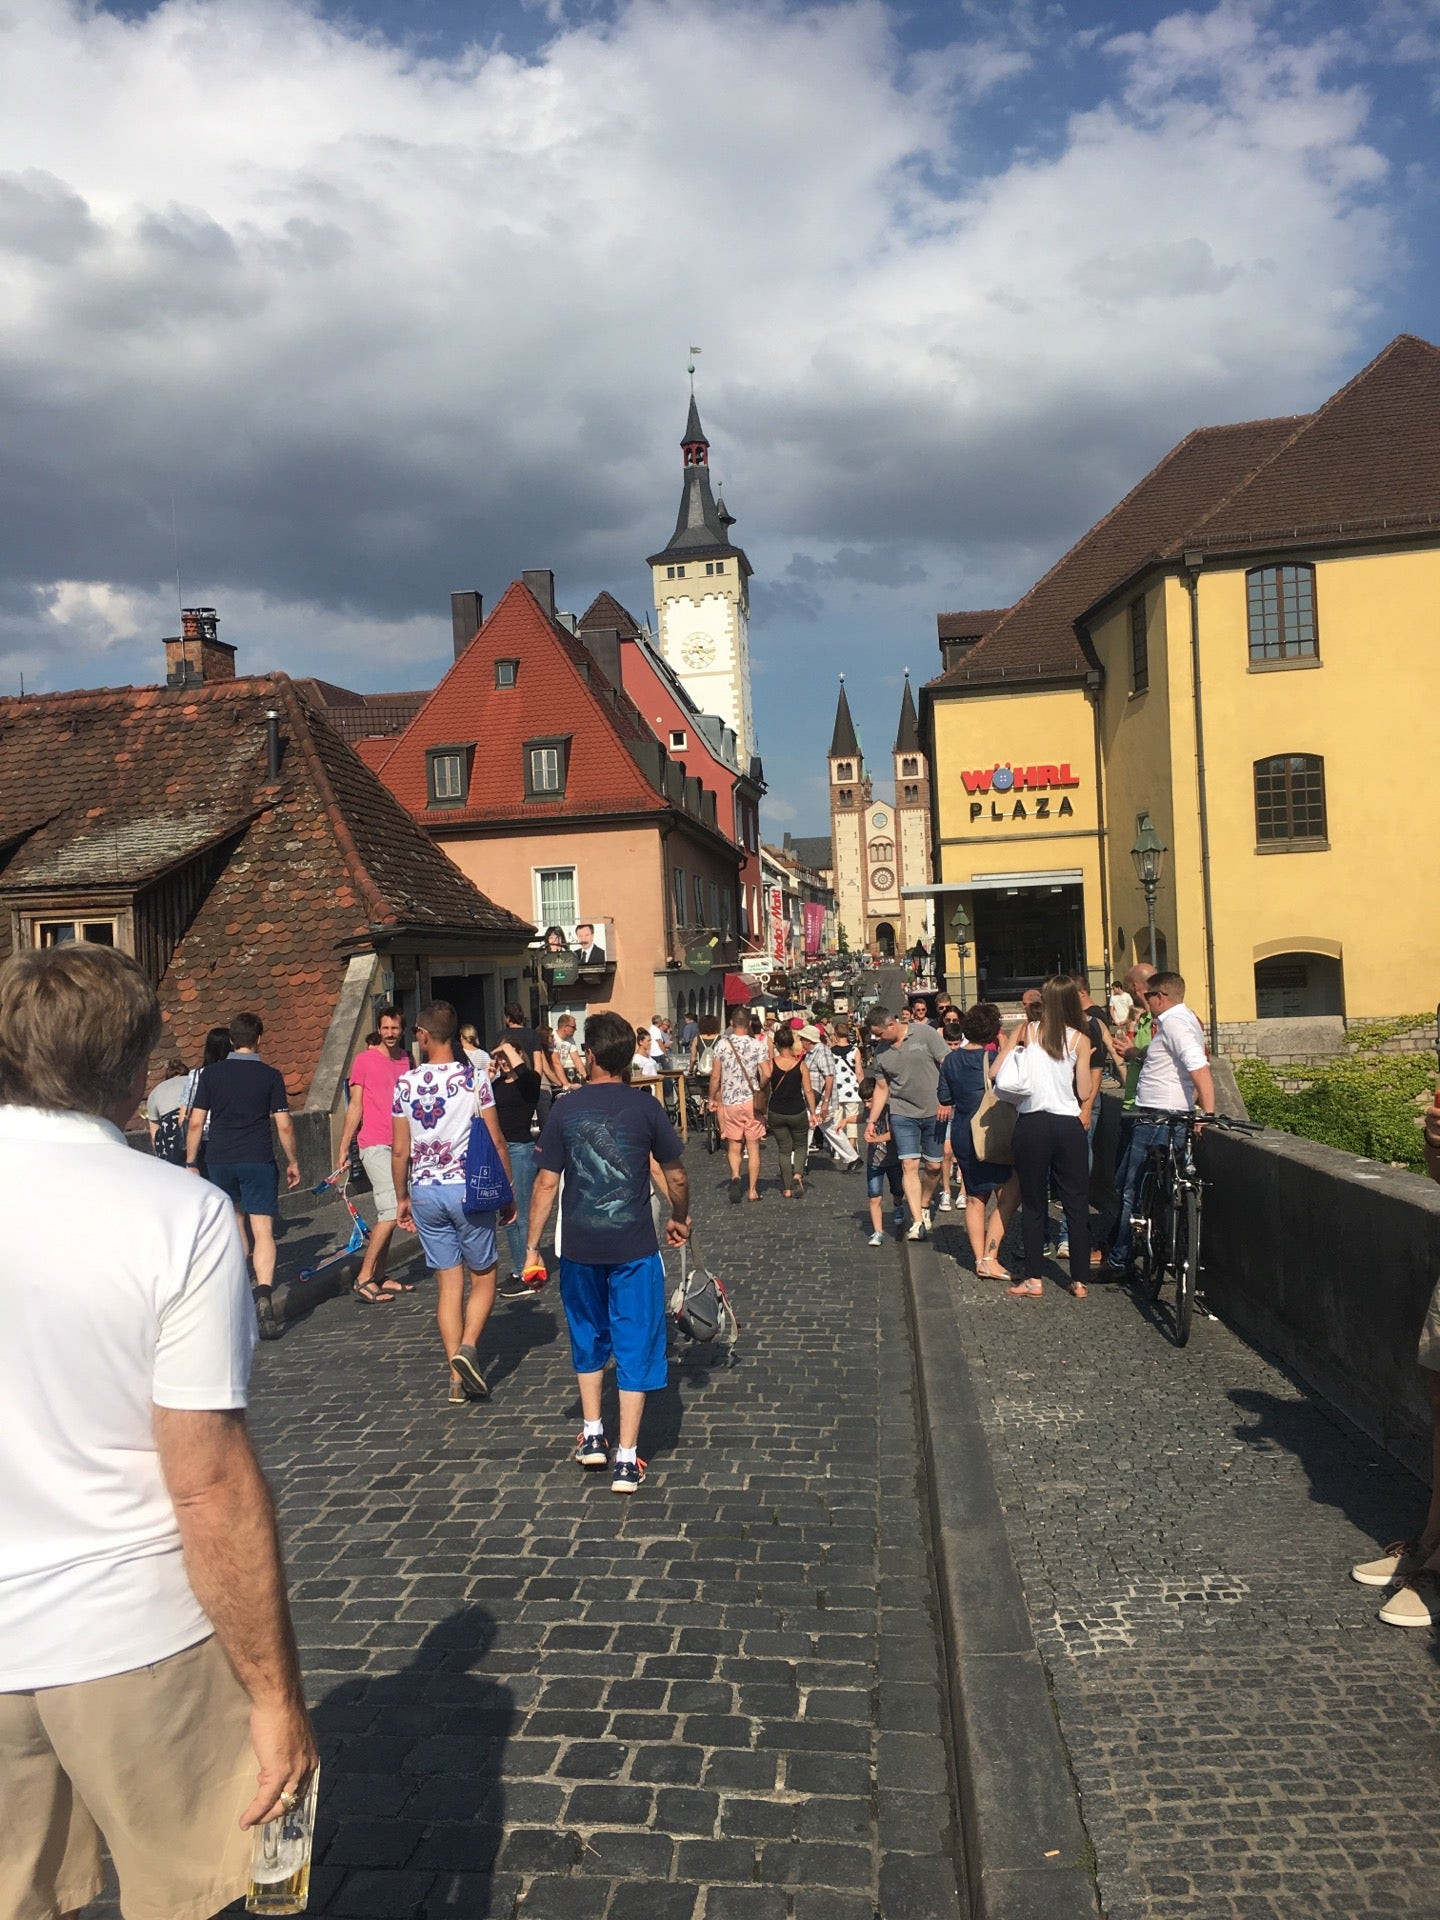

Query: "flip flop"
(354, 1280), (393, 1304)
(1007, 1278), (1043, 1299)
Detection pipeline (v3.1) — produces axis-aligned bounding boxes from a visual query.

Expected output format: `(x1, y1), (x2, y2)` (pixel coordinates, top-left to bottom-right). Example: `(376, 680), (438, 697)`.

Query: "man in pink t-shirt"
(336, 1006), (412, 1301)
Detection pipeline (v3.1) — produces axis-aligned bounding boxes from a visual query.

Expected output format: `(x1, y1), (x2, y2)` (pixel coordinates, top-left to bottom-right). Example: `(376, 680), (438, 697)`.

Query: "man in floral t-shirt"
(393, 1000), (516, 1404)
(708, 1003), (771, 1203)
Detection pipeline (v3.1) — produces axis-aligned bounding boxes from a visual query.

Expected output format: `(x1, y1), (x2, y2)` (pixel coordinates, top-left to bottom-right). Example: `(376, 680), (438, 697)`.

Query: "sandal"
(354, 1280), (393, 1304)
(976, 1256), (1011, 1280)
(1068, 1282), (1089, 1300)
(379, 1276), (416, 1295)
(1008, 1278), (1043, 1298)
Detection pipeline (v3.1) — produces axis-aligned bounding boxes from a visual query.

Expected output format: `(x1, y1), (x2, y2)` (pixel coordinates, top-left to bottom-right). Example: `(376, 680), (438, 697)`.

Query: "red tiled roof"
(936, 609), (1008, 642)
(292, 681), (428, 744)
(375, 580), (669, 823)
(1167, 333), (1440, 555)
(0, 677), (529, 1096)
(929, 416), (1303, 688)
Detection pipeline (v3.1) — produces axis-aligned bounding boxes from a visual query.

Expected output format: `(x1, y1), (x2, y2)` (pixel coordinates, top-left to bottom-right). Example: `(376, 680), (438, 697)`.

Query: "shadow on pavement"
(1228, 1384), (1424, 1547)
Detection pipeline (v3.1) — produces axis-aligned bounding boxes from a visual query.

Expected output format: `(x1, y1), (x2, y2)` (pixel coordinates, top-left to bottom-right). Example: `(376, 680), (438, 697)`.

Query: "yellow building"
(920, 333), (1440, 1046)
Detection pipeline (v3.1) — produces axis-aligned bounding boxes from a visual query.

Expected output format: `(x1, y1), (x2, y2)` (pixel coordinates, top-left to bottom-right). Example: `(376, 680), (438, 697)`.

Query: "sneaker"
(920, 1206), (932, 1232)
(1055, 1237), (1070, 1260)
(498, 1273), (529, 1300)
(867, 1230), (886, 1247)
(611, 1457), (647, 1495)
(450, 1345), (489, 1400)
(892, 1207), (906, 1229)
(575, 1430), (610, 1470)
(254, 1292), (281, 1341)
(1351, 1540), (1421, 1588)
(936, 1191), (952, 1213)
(905, 1221), (928, 1242)
(1378, 1572), (1440, 1628)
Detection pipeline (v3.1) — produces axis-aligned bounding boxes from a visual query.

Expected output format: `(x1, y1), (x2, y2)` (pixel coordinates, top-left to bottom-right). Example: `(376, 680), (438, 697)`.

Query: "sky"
(3, 1), (1439, 834)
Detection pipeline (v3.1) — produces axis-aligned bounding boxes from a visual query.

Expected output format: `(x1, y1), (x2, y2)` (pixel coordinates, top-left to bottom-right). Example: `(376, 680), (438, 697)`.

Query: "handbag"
(970, 1049), (1017, 1166)
(727, 1036), (768, 1120)
(993, 1027), (1035, 1105)
(463, 1085), (515, 1213)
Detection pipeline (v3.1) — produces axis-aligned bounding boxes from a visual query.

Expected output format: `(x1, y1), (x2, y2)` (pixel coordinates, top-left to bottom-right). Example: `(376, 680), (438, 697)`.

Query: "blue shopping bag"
(464, 1103), (514, 1213)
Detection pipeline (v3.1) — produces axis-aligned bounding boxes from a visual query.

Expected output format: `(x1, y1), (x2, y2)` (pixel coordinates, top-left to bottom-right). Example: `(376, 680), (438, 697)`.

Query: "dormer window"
(33, 917), (117, 948)
(495, 659), (518, 688)
(525, 736), (570, 800)
(426, 746), (470, 807)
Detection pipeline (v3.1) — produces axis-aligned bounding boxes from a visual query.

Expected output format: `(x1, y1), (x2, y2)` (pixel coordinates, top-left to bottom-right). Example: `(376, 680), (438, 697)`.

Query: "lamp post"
(949, 900), (971, 1008)
(1130, 813), (1167, 969)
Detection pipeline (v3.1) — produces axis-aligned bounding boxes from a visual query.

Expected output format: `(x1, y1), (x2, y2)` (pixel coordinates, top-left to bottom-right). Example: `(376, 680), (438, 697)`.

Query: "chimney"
(450, 590), (483, 661)
(578, 625), (623, 690)
(265, 709), (283, 781)
(522, 569), (556, 620)
(164, 607), (236, 687)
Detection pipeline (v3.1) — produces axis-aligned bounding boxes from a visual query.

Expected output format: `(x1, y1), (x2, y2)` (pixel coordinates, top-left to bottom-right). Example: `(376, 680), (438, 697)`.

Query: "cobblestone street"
(243, 1151), (964, 1920)
(933, 1211), (1440, 1920)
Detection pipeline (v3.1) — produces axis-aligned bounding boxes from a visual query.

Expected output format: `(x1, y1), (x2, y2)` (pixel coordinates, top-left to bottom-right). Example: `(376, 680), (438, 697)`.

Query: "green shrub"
(1236, 1050), (1436, 1171)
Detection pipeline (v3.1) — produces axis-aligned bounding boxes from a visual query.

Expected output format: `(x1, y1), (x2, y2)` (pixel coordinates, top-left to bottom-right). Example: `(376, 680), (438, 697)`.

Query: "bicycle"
(1129, 1107), (1259, 1346)
(683, 1075), (721, 1153)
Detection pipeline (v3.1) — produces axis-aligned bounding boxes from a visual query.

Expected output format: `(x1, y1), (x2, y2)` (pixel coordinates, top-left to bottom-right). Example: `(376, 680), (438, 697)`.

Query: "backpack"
(153, 1107), (188, 1166)
(669, 1240), (739, 1348)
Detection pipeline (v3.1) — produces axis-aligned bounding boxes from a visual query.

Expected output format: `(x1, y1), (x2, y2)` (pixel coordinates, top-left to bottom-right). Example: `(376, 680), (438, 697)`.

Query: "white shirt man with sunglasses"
(1101, 971), (1215, 1276)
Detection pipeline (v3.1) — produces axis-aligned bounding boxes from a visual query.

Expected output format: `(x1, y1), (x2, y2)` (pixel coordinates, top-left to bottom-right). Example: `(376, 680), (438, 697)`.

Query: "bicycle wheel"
(1134, 1162), (1163, 1299)
(1172, 1185), (1201, 1346)
(706, 1108), (721, 1154)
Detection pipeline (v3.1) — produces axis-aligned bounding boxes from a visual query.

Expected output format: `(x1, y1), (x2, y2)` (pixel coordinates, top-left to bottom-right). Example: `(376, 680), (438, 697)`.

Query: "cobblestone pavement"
(229, 1148), (964, 1920)
(931, 1208), (1440, 1920)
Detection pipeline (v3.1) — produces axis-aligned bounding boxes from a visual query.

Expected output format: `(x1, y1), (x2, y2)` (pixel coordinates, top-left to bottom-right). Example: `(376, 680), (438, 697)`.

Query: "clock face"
(681, 631), (717, 670)
(870, 867), (895, 892)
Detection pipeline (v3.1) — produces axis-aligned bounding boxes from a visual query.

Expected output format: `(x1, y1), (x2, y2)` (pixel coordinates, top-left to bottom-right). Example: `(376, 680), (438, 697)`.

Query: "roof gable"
(930, 415), (1302, 688)
(374, 580), (669, 823)
(577, 591), (642, 638)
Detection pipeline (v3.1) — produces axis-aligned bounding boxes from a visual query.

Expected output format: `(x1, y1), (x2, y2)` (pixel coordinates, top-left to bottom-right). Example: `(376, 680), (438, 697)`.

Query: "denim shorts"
(889, 1112), (944, 1166)
(208, 1161), (279, 1217)
(411, 1183), (497, 1273)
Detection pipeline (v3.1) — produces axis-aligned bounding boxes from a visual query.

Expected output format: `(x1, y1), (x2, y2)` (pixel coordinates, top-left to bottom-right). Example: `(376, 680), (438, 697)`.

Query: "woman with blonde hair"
(993, 975), (1097, 1300)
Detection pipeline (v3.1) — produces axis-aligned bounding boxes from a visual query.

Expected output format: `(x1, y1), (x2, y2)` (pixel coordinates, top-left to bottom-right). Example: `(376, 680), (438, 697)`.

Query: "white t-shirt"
(0, 1106), (255, 1690)
(393, 1057), (494, 1186)
(631, 1051), (659, 1080)
(1136, 1003), (1209, 1111)
(1011, 1022), (1083, 1117)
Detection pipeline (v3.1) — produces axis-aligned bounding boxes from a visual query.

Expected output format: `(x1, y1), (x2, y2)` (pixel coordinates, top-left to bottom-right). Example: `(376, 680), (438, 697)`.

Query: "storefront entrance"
(971, 883), (1085, 998)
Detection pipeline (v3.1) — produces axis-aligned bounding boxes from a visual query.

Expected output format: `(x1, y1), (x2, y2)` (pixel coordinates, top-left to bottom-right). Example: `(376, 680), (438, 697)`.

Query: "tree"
(837, 923), (850, 953)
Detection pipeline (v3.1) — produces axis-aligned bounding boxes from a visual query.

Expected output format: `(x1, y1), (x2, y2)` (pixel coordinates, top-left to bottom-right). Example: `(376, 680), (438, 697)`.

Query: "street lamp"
(949, 899), (971, 1008)
(1130, 813), (1167, 968)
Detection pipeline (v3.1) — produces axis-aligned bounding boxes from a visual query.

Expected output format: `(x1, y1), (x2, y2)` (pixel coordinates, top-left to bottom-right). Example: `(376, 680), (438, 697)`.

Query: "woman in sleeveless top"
(767, 1026), (817, 1197)
(993, 975), (1098, 1299)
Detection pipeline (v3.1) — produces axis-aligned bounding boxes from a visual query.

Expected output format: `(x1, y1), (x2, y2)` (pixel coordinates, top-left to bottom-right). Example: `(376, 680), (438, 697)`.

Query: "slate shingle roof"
(576, 591), (643, 638)
(936, 609), (1008, 642)
(0, 676), (529, 1096)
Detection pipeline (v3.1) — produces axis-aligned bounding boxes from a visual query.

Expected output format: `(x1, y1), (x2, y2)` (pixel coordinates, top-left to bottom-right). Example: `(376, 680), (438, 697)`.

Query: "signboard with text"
(962, 761), (1080, 824)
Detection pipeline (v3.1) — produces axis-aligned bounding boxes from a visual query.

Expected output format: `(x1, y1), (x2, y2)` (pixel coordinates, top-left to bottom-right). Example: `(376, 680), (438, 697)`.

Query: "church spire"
(682, 395), (709, 467)
(830, 677), (861, 759)
(894, 671), (921, 753)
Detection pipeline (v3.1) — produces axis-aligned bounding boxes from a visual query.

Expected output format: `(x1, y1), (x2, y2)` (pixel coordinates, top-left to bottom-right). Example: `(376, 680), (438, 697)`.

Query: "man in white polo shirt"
(0, 946), (315, 1920)
(1103, 970), (1215, 1274)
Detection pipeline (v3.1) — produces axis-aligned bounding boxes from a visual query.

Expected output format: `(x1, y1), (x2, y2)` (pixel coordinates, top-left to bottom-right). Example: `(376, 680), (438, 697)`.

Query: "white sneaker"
(936, 1192), (952, 1212)
(906, 1221), (928, 1242)
(1056, 1237), (1070, 1260)
(921, 1207), (933, 1231)
(867, 1230), (886, 1246)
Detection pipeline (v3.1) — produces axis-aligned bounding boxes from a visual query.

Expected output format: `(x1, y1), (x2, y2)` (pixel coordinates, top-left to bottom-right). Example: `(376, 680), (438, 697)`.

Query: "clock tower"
(648, 395), (757, 766)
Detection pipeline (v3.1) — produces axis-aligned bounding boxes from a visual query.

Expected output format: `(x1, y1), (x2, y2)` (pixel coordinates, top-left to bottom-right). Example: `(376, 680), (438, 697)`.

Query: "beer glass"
(246, 1766), (320, 1915)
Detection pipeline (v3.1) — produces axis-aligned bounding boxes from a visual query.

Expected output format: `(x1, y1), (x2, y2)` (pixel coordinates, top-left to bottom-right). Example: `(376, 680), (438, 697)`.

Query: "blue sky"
(4, 0), (1439, 832)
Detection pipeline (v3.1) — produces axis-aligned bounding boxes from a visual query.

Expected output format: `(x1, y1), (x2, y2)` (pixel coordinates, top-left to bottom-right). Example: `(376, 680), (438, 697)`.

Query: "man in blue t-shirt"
(525, 1011), (690, 1495)
(187, 1011), (299, 1329)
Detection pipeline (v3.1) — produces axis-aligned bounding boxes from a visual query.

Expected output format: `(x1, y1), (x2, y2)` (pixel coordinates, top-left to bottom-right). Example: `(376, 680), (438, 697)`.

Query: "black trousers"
(1011, 1110), (1090, 1288)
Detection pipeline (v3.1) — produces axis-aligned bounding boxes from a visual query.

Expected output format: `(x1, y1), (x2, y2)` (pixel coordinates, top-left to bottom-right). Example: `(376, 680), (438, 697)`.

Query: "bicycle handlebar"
(1130, 1106), (1262, 1132)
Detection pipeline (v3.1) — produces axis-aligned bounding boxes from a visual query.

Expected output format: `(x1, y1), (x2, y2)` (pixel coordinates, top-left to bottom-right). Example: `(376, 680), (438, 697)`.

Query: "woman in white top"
(993, 975), (1098, 1300)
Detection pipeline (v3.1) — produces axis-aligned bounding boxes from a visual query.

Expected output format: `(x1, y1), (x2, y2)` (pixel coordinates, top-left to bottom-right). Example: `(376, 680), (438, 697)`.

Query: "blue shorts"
(208, 1161), (280, 1217)
(411, 1183), (498, 1273)
(889, 1112), (944, 1166)
(559, 1254), (668, 1393)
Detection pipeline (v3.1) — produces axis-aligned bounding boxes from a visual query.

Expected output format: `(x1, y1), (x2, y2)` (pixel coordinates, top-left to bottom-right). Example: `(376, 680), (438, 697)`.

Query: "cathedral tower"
(827, 678), (870, 955)
(893, 672), (934, 951)
(649, 396), (757, 766)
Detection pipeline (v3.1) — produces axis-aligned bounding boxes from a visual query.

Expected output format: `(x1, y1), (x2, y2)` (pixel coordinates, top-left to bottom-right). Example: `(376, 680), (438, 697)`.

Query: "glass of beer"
(246, 1765), (320, 1915)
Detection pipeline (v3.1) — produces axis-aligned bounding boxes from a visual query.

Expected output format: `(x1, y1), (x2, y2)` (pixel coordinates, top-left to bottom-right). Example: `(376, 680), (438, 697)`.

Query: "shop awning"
(901, 869), (1084, 897)
(722, 972), (753, 1005)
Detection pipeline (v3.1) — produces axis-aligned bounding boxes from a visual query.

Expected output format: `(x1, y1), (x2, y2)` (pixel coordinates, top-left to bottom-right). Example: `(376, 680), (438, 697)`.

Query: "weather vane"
(688, 344), (701, 391)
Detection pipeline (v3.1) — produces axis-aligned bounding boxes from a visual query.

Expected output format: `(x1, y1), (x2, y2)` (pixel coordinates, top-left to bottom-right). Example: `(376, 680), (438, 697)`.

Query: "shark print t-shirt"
(534, 1082), (683, 1266)
(393, 1059), (494, 1187)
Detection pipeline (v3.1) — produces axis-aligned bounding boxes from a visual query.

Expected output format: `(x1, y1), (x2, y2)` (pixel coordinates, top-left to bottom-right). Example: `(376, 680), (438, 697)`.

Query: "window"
(1247, 565), (1318, 662)
(903, 784), (919, 804)
(666, 566), (676, 579)
(704, 562), (714, 575)
(495, 659), (518, 688)
(33, 918), (116, 948)
(694, 874), (706, 925)
(719, 885), (730, 936)
(838, 789), (853, 807)
(869, 839), (894, 863)
(535, 867), (577, 928)
(1130, 594), (1148, 693)
(672, 866), (688, 927)
(714, 561), (725, 574)
(901, 757), (919, 777)
(835, 761), (854, 782)
(669, 729), (688, 751)
(1254, 753), (1328, 847)
(427, 746), (469, 806)
(524, 736), (570, 799)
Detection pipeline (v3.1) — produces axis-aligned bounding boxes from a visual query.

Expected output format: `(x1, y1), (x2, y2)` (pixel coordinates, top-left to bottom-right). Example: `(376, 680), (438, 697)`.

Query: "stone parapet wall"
(1218, 1015), (1435, 1067)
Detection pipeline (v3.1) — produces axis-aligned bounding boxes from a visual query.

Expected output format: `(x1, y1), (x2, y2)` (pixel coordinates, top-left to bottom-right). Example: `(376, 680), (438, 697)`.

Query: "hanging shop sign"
(962, 761), (1080, 823)
(770, 885), (787, 962)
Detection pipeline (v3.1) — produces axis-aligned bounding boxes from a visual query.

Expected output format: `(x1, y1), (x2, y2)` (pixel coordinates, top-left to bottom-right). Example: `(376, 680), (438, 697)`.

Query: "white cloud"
(0, 0), (1405, 815)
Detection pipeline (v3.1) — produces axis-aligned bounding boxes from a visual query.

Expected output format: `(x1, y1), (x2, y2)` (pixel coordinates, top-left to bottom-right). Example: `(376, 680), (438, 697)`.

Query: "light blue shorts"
(411, 1183), (497, 1273)
(559, 1254), (668, 1393)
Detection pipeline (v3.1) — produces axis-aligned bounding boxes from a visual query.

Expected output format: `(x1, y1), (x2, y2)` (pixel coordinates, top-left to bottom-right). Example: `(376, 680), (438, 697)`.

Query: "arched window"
(900, 757), (919, 777)
(1247, 564), (1317, 662)
(869, 839), (894, 863)
(1254, 754), (1327, 847)
(835, 761), (854, 781)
